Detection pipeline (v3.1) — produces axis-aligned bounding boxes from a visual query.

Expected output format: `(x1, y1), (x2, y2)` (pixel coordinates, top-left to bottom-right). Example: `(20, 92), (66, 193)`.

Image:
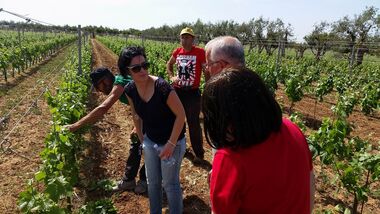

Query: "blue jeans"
(143, 135), (186, 214)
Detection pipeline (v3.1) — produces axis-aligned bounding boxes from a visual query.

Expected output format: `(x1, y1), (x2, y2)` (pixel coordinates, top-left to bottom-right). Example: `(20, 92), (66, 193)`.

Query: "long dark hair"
(202, 67), (282, 150)
(118, 46), (147, 77)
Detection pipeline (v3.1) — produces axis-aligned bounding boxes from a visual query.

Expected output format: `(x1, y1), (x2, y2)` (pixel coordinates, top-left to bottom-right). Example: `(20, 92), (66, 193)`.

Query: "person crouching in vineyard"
(202, 68), (315, 214)
(64, 67), (147, 194)
(120, 46), (186, 214)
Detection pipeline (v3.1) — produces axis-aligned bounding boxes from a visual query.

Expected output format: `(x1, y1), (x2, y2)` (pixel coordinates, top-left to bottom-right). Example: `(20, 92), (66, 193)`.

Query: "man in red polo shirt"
(166, 27), (209, 163)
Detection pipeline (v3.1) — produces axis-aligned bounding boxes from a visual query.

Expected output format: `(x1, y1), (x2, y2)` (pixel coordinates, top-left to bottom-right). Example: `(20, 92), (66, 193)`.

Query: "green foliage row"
(99, 36), (379, 117)
(17, 43), (114, 213)
(0, 30), (76, 82)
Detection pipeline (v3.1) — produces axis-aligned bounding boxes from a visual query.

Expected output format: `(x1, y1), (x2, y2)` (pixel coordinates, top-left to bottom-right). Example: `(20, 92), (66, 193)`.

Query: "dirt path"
(72, 39), (150, 213)
(0, 45), (75, 214)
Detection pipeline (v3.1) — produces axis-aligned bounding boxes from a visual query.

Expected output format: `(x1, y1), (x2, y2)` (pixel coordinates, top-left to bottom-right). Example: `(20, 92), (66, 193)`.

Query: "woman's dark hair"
(118, 46), (147, 77)
(202, 67), (282, 150)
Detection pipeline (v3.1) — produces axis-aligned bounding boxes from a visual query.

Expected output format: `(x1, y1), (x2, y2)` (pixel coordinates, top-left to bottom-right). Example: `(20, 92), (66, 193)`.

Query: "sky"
(0, 0), (379, 42)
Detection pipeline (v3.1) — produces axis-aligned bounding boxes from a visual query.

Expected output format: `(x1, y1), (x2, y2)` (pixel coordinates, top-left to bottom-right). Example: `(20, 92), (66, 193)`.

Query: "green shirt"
(114, 74), (132, 105)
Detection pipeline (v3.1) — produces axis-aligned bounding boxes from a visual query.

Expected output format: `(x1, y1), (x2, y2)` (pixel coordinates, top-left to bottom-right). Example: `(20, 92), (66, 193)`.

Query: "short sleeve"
(172, 48), (180, 58)
(284, 118), (313, 171)
(198, 48), (206, 64)
(114, 74), (132, 87)
(124, 81), (136, 98)
(210, 151), (242, 214)
(156, 78), (174, 102)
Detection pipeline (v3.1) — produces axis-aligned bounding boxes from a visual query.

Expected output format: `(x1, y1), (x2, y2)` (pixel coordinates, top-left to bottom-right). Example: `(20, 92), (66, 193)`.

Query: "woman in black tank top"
(119, 46), (186, 214)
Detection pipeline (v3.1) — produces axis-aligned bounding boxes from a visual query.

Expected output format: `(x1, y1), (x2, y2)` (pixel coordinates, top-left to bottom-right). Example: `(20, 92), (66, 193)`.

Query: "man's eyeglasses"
(206, 60), (227, 68)
(127, 62), (150, 73)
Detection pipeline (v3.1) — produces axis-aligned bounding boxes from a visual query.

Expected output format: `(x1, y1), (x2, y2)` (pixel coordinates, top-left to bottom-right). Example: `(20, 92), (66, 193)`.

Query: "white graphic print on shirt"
(176, 55), (196, 87)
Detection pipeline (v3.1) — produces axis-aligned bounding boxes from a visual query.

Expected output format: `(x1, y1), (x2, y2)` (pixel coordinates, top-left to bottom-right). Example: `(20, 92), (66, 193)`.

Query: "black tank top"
(125, 77), (185, 144)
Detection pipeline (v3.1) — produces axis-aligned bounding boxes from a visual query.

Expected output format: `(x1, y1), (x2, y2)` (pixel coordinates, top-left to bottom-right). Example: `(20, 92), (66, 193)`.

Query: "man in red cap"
(166, 27), (209, 163)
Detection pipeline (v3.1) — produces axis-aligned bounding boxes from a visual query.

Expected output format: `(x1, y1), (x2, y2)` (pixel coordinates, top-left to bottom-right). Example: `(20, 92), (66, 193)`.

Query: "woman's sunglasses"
(127, 62), (150, 73)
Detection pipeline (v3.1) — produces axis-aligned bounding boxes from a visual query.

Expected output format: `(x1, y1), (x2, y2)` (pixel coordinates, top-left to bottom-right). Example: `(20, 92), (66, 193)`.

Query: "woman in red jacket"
(202, 67), (315, 214)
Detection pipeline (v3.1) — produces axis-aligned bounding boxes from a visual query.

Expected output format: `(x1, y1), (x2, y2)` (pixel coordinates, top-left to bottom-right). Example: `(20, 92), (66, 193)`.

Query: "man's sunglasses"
(127, 62), (150, 73)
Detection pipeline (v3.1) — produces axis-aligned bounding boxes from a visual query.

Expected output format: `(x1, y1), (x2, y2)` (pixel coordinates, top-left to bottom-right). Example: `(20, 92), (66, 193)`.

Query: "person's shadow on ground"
(184, 149), (212, 171)
(183, 195), (211, 214)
